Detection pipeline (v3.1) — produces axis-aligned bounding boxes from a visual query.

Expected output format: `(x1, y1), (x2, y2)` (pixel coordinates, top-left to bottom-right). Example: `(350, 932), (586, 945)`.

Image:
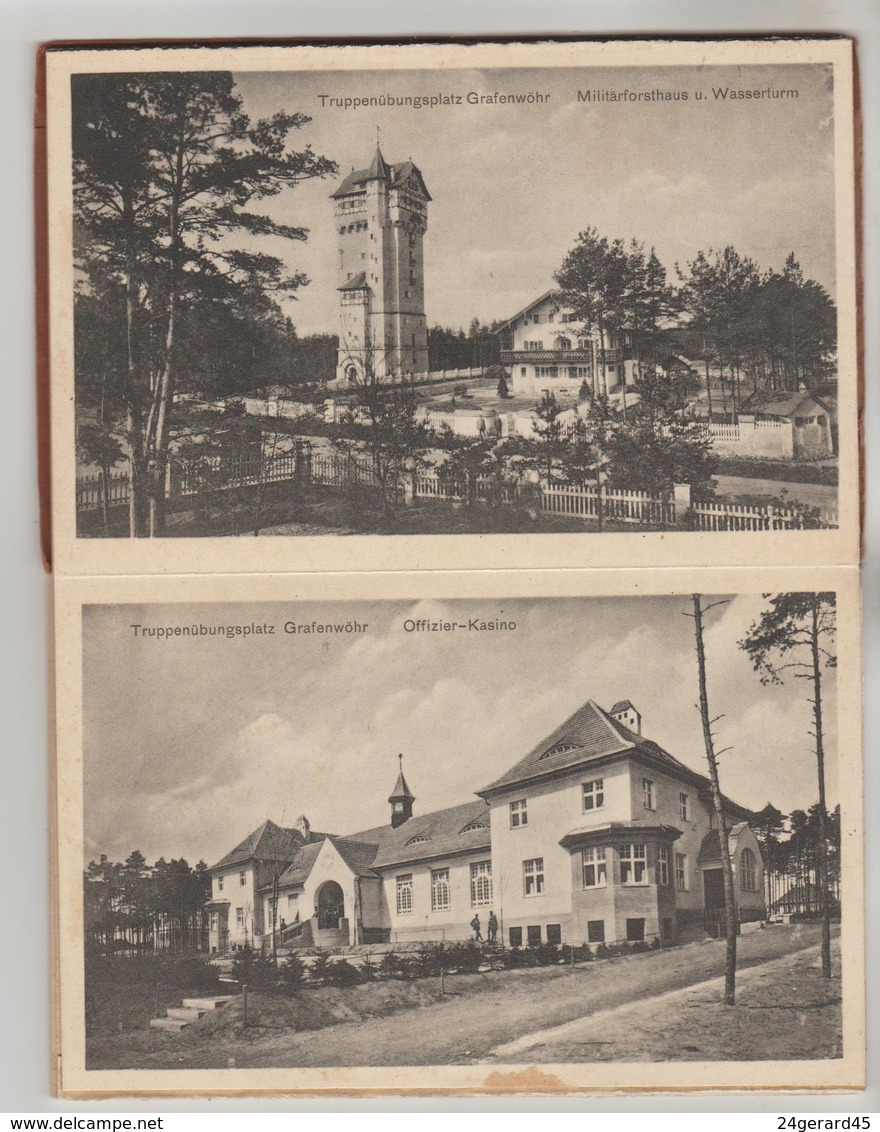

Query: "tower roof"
(389, 755), (415, 804)
(331, 155), (431, 200)
(366, 145), (390, 181)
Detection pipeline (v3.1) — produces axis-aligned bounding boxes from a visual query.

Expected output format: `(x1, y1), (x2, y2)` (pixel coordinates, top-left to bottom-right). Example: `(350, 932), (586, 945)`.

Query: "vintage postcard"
(52, 566), (864, 1097)
(41, 37), (859, 576)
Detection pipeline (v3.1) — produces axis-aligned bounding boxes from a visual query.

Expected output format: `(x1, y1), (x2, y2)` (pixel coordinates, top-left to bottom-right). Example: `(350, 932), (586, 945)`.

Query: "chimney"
(610, 700), (641, 736)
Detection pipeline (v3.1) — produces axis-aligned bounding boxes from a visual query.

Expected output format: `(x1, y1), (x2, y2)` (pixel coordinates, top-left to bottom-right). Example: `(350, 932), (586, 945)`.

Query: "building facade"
(207, 696), (765, 954)
(331, 147), (431, 386)
(497, 291), (641, 402)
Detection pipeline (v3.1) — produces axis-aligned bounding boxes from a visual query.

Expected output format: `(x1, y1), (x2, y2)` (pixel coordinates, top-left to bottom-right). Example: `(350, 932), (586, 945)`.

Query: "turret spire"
(388, 753), (415, 828)
(366, 143), (390, 182)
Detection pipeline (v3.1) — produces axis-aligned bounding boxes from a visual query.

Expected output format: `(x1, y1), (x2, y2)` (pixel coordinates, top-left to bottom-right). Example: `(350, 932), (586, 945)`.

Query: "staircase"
(149, 994), (236, 1033)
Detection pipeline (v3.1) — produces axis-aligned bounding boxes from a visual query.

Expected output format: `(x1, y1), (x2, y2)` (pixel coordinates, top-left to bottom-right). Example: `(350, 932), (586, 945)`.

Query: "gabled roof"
(740, 390), (832, 418)
(496, 289), (559, 333)
(478, 697), (753, 818)
(210, 819), (303, 872)
(328, 836), (384, 878)
(696, 822), (750, 866)
(478, 699), (632, 794)
(350, 799), (491, 870)
(331, 157), (431, 200)
(610, 699), (637, 715)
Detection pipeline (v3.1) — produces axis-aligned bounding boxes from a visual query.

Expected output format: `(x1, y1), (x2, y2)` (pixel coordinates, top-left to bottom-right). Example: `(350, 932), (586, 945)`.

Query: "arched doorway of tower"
(316, 880), (345, 931)
(346, 365), (358, 385)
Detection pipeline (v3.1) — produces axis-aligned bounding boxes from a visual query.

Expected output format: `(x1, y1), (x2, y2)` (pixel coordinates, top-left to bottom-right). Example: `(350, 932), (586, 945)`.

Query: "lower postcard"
(51, 566), (865, 1097)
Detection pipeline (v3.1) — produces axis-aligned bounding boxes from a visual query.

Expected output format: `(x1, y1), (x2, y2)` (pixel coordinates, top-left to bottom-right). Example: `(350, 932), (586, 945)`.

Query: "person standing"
(470, 914), (483, 941)
(487, 911), (498, 943)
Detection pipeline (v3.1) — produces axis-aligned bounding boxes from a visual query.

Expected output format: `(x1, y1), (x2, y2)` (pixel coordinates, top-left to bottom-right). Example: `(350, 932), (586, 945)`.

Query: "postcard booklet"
(40, 37), (864, 1097)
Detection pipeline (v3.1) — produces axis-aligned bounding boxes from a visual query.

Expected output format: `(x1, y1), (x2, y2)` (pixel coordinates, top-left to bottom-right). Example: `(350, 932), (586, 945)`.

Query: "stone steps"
(150, 994), (236, 1033)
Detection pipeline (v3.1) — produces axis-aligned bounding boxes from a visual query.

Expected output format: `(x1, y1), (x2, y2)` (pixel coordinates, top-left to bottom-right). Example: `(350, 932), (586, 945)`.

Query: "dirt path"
(714, 475), (837, 511)
(490, 943), (841, 1063)
(127, 923), (834, 1070)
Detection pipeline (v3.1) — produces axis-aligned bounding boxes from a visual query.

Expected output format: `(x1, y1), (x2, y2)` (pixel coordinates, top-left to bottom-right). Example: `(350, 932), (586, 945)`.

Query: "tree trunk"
(692, 594), (737, 1005)
(810, 595), (833, 978)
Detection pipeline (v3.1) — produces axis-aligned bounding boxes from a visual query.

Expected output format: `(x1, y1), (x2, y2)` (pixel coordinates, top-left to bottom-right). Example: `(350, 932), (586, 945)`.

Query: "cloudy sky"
(226, 62), (835, 335)
(82, 593), (838, 867)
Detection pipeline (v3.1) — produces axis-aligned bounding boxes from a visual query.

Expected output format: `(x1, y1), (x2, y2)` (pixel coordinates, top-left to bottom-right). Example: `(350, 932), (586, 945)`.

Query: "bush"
(649, 937), (662, 951)
(360, 953), (377, 981)
(230, 945), (278, 991)
(279, 951), (306, 993)
(325, 959), (362, 987)
(534, 942), (562, 966)
(309, 948), (332, 985)
(594, 943), (610, 960)
(379, 951), (403, 979)
(416, 944), (446, 978)
(446, 941), (483, 974)
(501, 947), (528, 969)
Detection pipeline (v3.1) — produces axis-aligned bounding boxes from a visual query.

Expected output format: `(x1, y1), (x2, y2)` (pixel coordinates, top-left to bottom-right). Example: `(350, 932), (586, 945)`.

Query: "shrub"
(397, 955), (421, 980)
(594, 943), (610, 960)
(416, 944), (446, 978)
(379, 951), (402, 979)
(501, 947), (528, 969)
(446, 941), (483, 974)
(309, 949), (332, 985)
(279, 951), (306, 993)
(649, 937), (662, 951)
(534, 942), (562, 966)
(360, 954), (377, 981)
(230, 945), (278, 991)
(325, 959), (362, 987)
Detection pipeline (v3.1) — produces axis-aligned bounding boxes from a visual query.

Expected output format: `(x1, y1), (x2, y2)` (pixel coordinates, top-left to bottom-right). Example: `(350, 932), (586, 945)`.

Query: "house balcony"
(501, 349), (594, 365)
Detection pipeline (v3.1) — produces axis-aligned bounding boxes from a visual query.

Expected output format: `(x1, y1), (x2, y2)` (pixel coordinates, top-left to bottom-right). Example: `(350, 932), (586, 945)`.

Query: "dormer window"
(406, 834), (432, 846)
(542, 743), (579, 759)
(460, 819), (488, 834)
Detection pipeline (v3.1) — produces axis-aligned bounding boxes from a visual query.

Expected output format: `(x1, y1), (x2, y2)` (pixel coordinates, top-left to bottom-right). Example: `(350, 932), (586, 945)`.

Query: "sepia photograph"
(44, 39), (856, 571)
(51, 567), (863, 1096)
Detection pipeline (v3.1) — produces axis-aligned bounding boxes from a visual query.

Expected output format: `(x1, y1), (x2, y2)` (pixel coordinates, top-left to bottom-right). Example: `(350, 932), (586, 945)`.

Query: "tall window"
(620, 844), (647, 885)
(675, 852), (688, 891)
(510, 799), (528, 828)
(582, 778), (604, 812)
(679, 792), (690, 822)
(523, 858), (545, 896)
(236, 907), (244, 927)
(658, 845), (671, 886)
(217, 876), (224, 892)
(239, 870), (247, 886)
(470, 860), (492, 906)
(396, 874), (413, 915)
(740, 848), (758, 892)
(582, 846), (608, 888)
(642, 778), (655, 810)
(431, 868), (451, 912)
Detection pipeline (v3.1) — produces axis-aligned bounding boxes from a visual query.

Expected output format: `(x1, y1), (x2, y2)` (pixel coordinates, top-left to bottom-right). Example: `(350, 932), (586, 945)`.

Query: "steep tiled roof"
(610, 699), (635, 715)
(331, 158), (431, 200)
(272, 840), (325, 888)
(210, 819), (303, 872)
(495, 289), (557, 332)
(337, 272), (369, 291)
(478, 699), (632, 793)
(342, 800), (491, 871)
(329, 836), (384, 878)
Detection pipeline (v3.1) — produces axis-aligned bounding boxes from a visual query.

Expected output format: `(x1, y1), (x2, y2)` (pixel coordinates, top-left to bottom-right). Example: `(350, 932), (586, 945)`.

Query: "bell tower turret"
(388, 753), (415, 828)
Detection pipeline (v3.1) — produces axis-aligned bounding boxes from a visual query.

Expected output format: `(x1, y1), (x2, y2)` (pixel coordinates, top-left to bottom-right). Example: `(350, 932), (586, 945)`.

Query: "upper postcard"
(41, 38), (860, 575)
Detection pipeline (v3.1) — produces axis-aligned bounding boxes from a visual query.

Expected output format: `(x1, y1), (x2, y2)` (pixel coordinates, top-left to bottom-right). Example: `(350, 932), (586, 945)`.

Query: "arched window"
(555, 337), (572, 351)
(740, 847), (758, 891)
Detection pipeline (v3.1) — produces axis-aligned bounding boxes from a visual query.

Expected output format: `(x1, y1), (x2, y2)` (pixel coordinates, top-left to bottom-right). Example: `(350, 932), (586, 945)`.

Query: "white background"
(1, 0), (877, 1116)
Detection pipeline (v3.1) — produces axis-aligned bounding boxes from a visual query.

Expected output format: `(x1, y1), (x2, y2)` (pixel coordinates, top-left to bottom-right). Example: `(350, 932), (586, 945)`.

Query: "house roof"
(271, 839), (326, 889)
(389, 764), (415, 803)
(331, 156), (431, 201)
(369, 800), (491, 868)
(477, 697), (754, 820)
(610, 699), (637, 715)
(496, 289), (558, 332)
(740, 391), (831, 418)
(337, 272), (369, 292)
(210, 820), (304, 872)
(696, 822), (749, 867)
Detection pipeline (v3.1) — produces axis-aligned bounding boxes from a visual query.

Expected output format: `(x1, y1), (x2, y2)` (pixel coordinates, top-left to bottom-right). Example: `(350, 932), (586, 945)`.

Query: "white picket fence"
(76, 458), (835, 530)
(690, 499), (835, 531)
(542, 482), (677, 526)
